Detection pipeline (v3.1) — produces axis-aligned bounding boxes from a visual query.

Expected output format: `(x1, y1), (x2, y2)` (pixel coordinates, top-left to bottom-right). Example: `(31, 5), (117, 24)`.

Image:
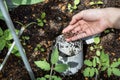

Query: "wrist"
(102, 7), (120, 29)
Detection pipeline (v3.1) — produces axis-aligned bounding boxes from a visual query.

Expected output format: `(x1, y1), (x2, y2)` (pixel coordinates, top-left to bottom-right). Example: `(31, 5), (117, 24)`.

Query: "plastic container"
(53, 35), (83, 75)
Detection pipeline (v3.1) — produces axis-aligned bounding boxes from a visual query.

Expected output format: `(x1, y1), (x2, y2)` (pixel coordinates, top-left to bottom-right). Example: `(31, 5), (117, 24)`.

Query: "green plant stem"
(0, 27), (25, 70)
(49, 64), (54, 80)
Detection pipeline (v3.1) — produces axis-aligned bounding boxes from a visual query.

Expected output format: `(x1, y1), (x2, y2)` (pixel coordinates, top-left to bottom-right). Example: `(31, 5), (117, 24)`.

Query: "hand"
(62, 8), (110, 41)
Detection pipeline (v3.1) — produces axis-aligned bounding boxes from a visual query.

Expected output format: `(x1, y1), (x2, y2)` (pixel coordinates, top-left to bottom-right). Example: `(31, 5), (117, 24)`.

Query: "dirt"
(0, 0), (120, 80)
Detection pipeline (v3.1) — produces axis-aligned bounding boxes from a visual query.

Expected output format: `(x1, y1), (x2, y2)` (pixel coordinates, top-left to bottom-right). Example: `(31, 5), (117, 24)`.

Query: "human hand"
(62, 8), (110, 41)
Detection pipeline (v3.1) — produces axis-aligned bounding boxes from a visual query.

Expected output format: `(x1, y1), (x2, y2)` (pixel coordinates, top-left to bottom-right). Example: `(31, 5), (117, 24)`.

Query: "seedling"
(83, 36), (120, 79)
(21, 36), (30, 45)
(89, 0), (103, 6)
(34, 48), (68, 80)
(37, 12), (46, 27)
(34, 44), (45, 52)
(68, 0), (80, 12)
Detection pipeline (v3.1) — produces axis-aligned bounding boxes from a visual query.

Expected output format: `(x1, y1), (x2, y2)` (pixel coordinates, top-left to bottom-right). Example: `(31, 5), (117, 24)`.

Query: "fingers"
(65, 32), (87, 42)
(62, 22), (80, 33)
(70, 11), (84, 25)
(72, 20), (88, 33)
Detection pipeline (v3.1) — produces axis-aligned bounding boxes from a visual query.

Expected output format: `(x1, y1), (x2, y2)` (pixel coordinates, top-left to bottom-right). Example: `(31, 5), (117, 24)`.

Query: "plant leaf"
(4, 29), (13, 40)
(94, 37), (100, 44)
(101, 66), (107, 71)
(54, 64), (68, 73)
(95, 57), (100, 64)
(34, 60), (50, 71)
(36, 77), (46, 80)
(41, 12), (46, 19)
(107, 68), (112, 77)
(83, 67), (90, 77)
(44, 74), (50, 78)
(112, 68), (120, 76)
(74, 0), (80, 5)
(95, 68), (98, 75)
(12, 0), (44, 5)
(89, 2), (95, 6)
(52, 75), (62, 80)
(111, 62), (120, 68)
(96, 50), (101, 56)
(93, 57), (96, 67)
(90, 68), (95, 77)
(100, 50), (109, 65)
(90, 46), (94, 51)
(84, 60), (92, 66)
(0, 27), (3, 36)
(38, 22), (44, 27)
(51, 48), (59, 64)
(0, 37), (6, 50)
(68, 4), (72, 10)
(96, 1), (103, 5)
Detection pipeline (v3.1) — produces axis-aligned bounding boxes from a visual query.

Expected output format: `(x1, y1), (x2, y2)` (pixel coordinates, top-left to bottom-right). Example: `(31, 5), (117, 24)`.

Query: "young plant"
(34, 48), (68, 80)
(21, 36), (30, 45)
(90, 36), (102, 51)
(34, 44), (45, 52)
(37, 12), (46, 27)
(68, 0), (80, 12)
(83, 36), (120, 79)
(89, 0), (103, 6)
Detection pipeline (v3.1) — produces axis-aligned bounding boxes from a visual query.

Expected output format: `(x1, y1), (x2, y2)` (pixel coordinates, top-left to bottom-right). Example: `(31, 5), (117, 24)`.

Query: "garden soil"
(0, 0), (120, 80)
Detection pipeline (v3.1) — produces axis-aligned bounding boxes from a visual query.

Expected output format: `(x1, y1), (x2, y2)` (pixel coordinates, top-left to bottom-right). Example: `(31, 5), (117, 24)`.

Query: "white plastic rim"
(54, 35), (83, 75)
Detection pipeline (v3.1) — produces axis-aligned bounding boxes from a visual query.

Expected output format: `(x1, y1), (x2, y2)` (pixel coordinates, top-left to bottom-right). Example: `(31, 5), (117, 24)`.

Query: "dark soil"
(0, 0), (120, 80)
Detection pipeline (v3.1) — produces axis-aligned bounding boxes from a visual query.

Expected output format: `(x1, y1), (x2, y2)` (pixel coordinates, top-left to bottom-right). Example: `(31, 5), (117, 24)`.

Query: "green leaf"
(111, 62), (120, 68)
(52, 76), (62, 80)
(44, 74), (50, 78)
(51, 48), (59, 64)
(90, 46), (94, 51)
(40, 48), (45, 52)
(84, 60), (92, 66)
(107, 68), (112, 77)
(83, 67), (90, 77)
(4, 29), (13, 40)
(34, 60), (50, 71)
(94, 37), (100, 44)
(93, 57), (96, 67)
(41, 12), (46, 19)
(89, 2), (95, 6)
(95, 68), (98, 75)
(73, 5), (77, 9)
(3, 29), (19, 41)
(90, 68), (95, 77)
(100, 50), (109, 65)
(96, 1), (103, 5)
(74, 0), (80, 5)
(54, 64), (68, 73)
(0, 38), (6, 50)
(38, 22), (44, 27)
(68, 4), (72, 10)
(11, 0), (44, 5)
(36, 77), (46, 80)
(104, 30), (110, 34)
(7, 44), (20, 56)
(43, 19), (46, 23)
(112, 68), (120, 76)
(96, 50), (101, 56)
(0, 27), (3, 36)
(95, 57), (100, 64)
(101, 66), (107, 71)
